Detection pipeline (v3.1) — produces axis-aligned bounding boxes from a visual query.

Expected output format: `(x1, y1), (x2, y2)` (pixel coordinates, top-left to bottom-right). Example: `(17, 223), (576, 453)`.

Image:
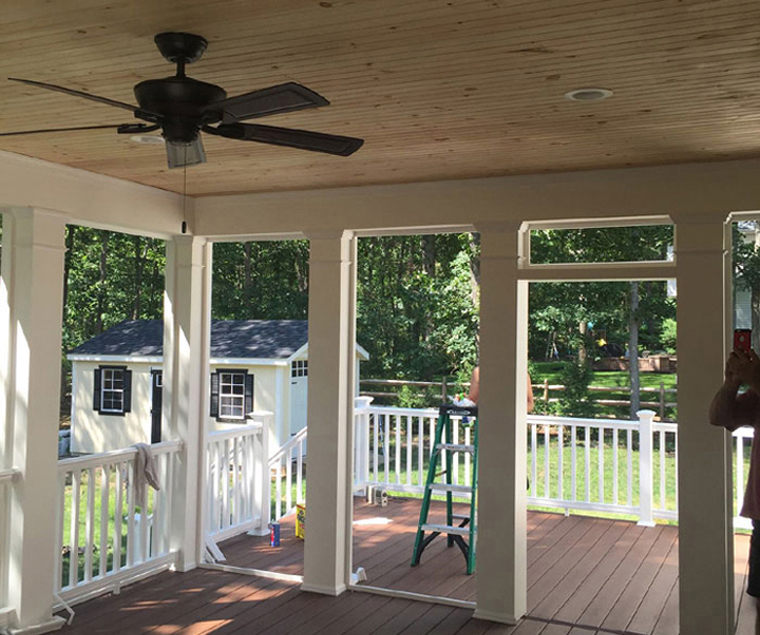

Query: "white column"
(163, 236), (212, 572)
(673, 212), (733, 635)
(1, 208), (67, 631)
(474, 222), (528, 624)
(302, 231), (356, 596)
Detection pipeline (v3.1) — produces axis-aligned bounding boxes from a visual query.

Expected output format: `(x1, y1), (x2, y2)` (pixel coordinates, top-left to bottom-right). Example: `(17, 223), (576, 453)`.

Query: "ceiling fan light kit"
(3, 32), (363, 168)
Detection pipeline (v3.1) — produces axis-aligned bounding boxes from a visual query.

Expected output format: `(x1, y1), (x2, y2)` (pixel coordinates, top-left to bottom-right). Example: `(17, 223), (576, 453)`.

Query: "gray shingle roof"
(69, 319), (309, 360)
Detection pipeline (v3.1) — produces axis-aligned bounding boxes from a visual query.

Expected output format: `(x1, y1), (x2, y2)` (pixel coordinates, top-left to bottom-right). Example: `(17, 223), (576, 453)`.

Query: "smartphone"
(735, 329), (752, 354)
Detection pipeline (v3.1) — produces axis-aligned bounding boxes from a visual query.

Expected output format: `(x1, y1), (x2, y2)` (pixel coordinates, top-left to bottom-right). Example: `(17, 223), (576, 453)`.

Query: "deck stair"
(411, 404), (478, 574)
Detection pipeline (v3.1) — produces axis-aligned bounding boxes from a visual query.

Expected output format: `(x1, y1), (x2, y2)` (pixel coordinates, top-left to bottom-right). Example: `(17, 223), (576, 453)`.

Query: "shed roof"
(69, 319), (316, 360)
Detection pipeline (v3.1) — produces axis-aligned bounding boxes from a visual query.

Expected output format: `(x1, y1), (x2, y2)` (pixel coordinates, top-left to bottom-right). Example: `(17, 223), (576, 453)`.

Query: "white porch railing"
(55, 441), (182, 605)
(0, 468), (21, 626)
(205, 414), (271, 543)
(353, 403), (753, 529)
(269, 426), (307, 521)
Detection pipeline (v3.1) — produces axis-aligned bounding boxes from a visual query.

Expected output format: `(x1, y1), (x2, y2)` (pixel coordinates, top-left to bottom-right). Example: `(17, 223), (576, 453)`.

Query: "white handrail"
(0, 468), (21, 484)
(206, 419), (270, 543)
(55, 441), (183, 604)
(269, 426), (308, 521)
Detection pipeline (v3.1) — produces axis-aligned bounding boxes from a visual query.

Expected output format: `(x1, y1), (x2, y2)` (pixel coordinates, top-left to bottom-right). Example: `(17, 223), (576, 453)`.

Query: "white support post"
(636, 409), (656, 527)
(474, 222), (528, 625)
(163, 236), (212, 572)
(302, 231), (356, 596)
(0, 208), (68, 632)
(252, 412), (271, 536)
(354, 396), (373, 490)
(673, 212), (733, 635)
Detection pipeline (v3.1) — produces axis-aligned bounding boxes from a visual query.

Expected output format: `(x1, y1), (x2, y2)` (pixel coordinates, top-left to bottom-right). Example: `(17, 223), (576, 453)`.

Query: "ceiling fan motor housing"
(134, 77), (226, 142)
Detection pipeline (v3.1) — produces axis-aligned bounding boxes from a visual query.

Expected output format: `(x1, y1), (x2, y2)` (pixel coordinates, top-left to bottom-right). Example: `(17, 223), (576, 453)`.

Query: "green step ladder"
(411, 404), (478, 575)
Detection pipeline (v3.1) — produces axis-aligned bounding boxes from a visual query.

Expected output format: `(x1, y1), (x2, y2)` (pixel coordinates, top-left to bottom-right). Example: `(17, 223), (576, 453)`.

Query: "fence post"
(659, 382), (665, 421)
(354, 397), (373, 491)
(442, 375), (448, 403)
(637, 409), (656, 527)
(251, 411), (272, 536)
(543, 379), (549, 404)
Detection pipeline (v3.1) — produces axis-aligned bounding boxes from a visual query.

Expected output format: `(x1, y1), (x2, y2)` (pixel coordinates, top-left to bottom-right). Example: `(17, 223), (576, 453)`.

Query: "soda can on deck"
(269, 522), (281, 547)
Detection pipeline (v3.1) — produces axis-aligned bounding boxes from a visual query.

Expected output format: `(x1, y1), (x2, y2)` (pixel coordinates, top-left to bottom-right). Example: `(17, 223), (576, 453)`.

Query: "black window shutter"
(123, 369), (132, 413)
(210, 372), (219, 418)
(245, 374), (254, 416)
(93, 368), (102, 412)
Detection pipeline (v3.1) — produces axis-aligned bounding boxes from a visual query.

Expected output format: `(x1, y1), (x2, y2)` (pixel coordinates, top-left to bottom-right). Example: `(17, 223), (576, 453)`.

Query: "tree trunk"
(578, 320), (588, 364)
(243, 242), (253, 308)
(95, 231), (108, 334)
(422, 235), (436, 277)
(468, 232), (480, 307)
(132, 235), (143, 319)
(629, 281), (641, 419)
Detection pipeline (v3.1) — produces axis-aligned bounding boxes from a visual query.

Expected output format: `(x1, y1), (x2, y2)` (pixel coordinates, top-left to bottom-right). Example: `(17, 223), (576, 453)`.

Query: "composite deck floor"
(61, 498), (755, 635)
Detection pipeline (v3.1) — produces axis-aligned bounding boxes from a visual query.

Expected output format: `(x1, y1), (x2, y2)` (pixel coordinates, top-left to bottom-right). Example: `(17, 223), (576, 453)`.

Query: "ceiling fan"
(2, 32), (364, 168)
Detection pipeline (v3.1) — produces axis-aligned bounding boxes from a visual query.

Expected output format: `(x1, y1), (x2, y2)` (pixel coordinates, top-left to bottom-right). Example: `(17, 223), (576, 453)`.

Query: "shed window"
(291, 360), (308, 378)
(94, 366), (132, 416)
(210, 370), (254, 422)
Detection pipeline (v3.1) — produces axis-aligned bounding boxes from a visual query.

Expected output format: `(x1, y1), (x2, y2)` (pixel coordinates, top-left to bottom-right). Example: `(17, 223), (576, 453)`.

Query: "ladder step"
(451, 513), (470, 521)
(421, 523), (472, 537)
(428, 483), (472, 494)
(436, 443), (475, 453)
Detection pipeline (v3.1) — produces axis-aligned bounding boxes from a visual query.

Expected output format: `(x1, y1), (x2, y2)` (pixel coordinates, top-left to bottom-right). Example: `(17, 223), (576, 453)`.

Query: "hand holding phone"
(735, 329), (752, 354)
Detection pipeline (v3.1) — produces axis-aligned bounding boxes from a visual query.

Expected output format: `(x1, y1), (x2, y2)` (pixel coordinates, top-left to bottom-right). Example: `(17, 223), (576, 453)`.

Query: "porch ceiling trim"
(0, 150), (185, 238)
(194, 159), (760, 238)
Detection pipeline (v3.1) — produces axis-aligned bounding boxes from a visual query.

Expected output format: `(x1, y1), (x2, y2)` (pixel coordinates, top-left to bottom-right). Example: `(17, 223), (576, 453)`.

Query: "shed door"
(289, 360), (308, 436)
(151, 370), (163, 444)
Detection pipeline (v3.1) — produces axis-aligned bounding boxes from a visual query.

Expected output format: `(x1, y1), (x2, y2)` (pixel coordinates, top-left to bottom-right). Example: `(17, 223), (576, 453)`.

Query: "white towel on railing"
(132, 443), (161, 503)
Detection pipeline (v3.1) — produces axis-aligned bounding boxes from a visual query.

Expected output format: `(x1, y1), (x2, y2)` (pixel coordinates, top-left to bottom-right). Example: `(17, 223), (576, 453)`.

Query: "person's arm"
(527, 373), (534, 413)
(709, 348), (760, 431)
(467, 366), (479, 404)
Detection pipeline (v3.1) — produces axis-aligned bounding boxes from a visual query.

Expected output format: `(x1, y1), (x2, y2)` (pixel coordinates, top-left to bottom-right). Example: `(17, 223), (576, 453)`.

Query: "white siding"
(70, 361), (153, 454)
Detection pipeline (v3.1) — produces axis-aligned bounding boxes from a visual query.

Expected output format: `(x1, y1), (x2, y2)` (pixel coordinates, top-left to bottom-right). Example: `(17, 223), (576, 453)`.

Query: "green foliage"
(212, 241), (309, 319)
(660, 318), (677, 354)
(397, 385), (428, 408)
(556, 360), (595, 417)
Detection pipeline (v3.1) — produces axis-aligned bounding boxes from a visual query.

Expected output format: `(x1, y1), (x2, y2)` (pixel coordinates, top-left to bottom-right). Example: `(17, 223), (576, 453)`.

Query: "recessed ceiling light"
(564, 88), (614, 102)
(130, 134), (165, 145)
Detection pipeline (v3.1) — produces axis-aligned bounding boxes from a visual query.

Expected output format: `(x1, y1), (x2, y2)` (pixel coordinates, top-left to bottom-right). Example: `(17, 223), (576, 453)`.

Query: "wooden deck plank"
(550, 523), (648, 624)
(600, 526), (678, 632)
(624, 535), (679, 635)
(575, 525), (665, 628)
(57, 501), (757, 635)
(529, 521), (630, 618)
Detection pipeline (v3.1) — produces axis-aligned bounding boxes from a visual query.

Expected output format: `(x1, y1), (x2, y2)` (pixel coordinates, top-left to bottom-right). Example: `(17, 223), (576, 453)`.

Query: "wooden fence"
(360, 378), (678, 420)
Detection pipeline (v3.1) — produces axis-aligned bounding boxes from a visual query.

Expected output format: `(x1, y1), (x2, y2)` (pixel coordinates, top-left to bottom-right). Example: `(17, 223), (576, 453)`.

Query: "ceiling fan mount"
(154, 32), (209, 66)
(3, 32), (363, 167)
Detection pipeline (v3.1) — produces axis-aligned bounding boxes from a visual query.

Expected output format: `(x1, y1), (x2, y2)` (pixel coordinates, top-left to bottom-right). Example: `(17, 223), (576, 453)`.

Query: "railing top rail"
(652, 422), (678, 432)
(58, 440), (183, 472)
(207, 422), (263, 443)
(733, 426), (757, 438)
(270, 426), (308, 463)
(0, 467), (21, 484)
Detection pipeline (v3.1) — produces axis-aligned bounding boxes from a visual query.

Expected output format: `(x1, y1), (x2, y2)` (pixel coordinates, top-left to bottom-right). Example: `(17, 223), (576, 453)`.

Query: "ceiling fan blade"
(216, 82), (329, 124)
(9, 78), (140, 114)
(206, 123), (363, 156)
(0, 123), (130, 137)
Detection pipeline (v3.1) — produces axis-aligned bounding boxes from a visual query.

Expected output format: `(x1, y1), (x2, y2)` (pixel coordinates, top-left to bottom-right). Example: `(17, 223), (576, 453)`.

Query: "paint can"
(269, 522), (281, 547)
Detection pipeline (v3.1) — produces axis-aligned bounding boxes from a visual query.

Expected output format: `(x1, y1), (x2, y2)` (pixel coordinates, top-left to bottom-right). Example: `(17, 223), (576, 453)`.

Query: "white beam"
(674, 212), (733, 635)
(0, 208), (67, 631)
(195, 159), (760, 237)
(301, 231), (356, 596)
(474, 222), (529, 624)
(163, 236), (212, 572)
(0, 150), (185, 238)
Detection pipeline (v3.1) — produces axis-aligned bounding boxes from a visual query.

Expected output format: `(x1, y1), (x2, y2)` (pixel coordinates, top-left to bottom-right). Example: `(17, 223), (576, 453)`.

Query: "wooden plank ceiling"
(0, 0), (759, 197)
